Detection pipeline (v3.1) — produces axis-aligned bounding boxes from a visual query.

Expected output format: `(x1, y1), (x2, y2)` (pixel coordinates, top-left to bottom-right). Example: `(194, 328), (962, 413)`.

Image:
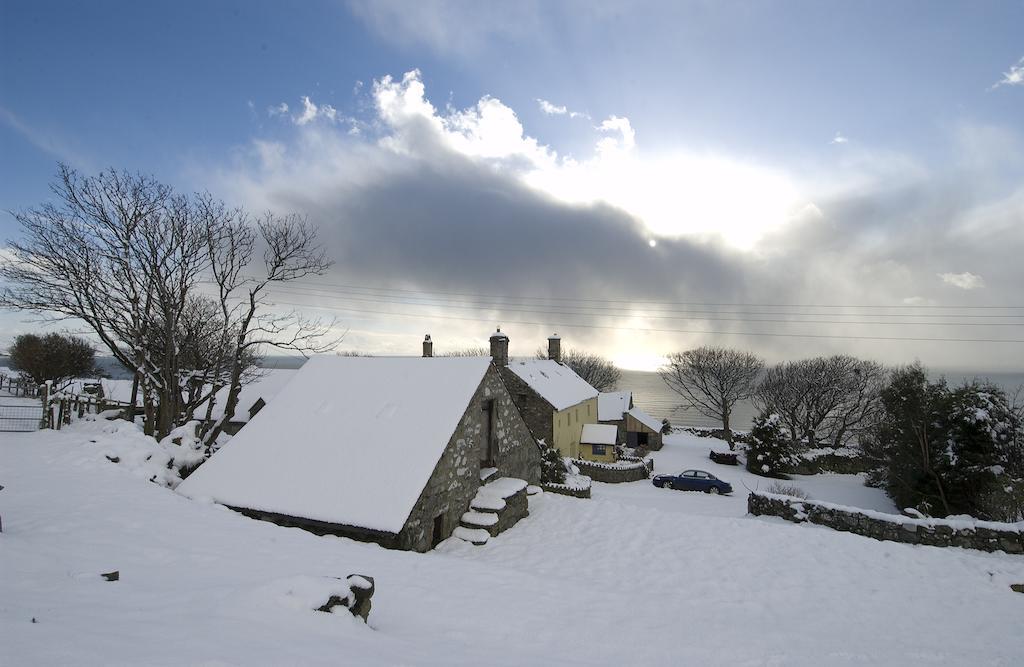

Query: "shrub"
(539, 442), (567, 484)
(746, 412), (799, 478)
(766, 482), (809, 499)
(864, 363), (1023, 519)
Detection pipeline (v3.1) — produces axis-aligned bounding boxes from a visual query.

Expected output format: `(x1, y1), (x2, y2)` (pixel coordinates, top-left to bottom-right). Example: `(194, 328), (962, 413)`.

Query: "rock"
(316, 574), (375, 623)
(101, 570), (119, 582)
(1010, 584), (1024, 594)
(347, 574), (374, 622)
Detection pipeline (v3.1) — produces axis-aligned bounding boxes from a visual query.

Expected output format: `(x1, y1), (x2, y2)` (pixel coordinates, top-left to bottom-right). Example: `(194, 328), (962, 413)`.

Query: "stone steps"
(460, 510), (499, 530)
(452, 526), (489, 545)
(459, 477), (531, 543)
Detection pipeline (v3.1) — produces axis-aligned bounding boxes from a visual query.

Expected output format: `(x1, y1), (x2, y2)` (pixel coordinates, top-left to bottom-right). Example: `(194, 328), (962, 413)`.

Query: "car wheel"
(707, 486), (720, 495)
(665, 481), (674, 490)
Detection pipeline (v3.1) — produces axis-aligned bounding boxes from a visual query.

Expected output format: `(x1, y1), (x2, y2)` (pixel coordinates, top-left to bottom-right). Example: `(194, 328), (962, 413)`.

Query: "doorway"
(431, 513), (445, 548)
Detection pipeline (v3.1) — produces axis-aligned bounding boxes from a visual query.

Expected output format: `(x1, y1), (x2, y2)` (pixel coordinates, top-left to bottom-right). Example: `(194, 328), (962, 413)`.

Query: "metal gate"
(0, 402), (42, 432)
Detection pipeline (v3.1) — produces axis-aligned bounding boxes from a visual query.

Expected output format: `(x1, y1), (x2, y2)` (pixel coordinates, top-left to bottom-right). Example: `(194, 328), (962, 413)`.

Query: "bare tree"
(756, 356), (884, 448)
(1, 164), (338, 442)
(441, 347), (490, 357)
(199, 207), (337, 446)
(536, 346), (621, 391)
(756, 358), (838, 446)
(825, 357), (887, 448)
(659, 347), (763, 448)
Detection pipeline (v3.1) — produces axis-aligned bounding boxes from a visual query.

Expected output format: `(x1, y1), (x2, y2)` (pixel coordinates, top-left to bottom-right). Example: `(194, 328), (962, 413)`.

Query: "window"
(592, 445), (606, 456)
(587, 404), (591, 416)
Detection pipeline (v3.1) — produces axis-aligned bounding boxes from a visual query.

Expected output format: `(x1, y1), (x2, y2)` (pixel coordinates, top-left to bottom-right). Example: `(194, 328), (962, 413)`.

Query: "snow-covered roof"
(191, 368), (298, 423)
(177, 356), (492, 534)
(628, 407), (662, 432)
(507, 359), (598, 411)
(598, 391), (632, 421)
(581, 423), (618, 446)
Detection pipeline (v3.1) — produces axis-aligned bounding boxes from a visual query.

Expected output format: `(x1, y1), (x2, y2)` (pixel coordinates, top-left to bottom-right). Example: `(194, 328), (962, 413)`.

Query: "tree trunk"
(722, 409), (734, 450)
(128, 371), (140, 423)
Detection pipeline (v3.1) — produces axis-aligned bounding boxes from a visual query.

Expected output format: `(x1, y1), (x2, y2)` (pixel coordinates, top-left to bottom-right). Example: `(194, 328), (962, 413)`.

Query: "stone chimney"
(422, 334), (433, 358)
(547, 333), (562, 364)
(489, 328), (509, 367)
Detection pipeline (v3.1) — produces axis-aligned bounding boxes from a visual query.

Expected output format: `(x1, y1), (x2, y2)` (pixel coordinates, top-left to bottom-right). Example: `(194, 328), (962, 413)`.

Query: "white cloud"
(373, 70), (556, 170)
(537, 98), (567, 115)
(939, 272), (985, 290)
(268, 97), (344, 126)
(536, 98), (588, 119)
(990, 56), (1024, 90)
(830, 132), (849, 145)
(596, 115), (636, 153)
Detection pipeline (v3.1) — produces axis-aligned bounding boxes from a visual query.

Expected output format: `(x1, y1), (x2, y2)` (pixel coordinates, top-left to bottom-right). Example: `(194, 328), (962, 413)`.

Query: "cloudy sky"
(1, 1), (1023, 371)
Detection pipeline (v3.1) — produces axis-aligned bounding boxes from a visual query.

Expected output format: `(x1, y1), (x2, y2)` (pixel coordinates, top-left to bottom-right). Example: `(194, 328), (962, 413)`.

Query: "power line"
(245, 276), (1024, 311)
(252, 284), (1024, 327)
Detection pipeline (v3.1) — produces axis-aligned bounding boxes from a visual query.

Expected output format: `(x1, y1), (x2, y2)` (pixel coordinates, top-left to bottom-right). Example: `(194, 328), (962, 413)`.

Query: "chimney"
(422, 334), (433, 358)
(547, 333), (562, 364)
(489, 327), (509, 367)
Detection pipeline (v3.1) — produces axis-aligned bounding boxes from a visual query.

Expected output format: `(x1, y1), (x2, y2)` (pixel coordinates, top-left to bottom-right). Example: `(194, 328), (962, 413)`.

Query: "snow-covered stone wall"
(572, 458), (650, 484)
(748, 493), (1024, 554)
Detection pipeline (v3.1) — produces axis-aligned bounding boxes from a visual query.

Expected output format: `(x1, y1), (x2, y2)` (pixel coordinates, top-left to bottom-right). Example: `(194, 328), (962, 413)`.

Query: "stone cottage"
(598, 390), (663, 451)
(177, 354), (541, 552)
(495, 332), (603, 461)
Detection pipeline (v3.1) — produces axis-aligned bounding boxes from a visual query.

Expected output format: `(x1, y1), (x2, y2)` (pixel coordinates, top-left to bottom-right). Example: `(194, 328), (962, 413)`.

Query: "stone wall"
(542, 483), (591, 499)
(748, 492), (1024, 555)
(399, 364), (541, 552)
(573, 458), (651, 484)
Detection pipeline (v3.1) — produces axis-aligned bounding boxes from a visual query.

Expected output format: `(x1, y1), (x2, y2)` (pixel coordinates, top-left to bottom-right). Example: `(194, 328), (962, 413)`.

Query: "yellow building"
(579, 423), (618, 462)
(552, 396), (600, 459)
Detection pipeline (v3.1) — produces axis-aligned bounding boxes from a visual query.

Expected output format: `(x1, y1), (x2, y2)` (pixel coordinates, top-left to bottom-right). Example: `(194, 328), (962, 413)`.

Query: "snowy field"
(2, 424), (1024, 665)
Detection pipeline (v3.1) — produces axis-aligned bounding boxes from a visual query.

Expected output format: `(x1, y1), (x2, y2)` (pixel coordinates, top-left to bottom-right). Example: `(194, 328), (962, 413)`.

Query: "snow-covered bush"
(539, 441), (566, 484)
(73, 418), (207, 488)
(746, 413), (799, 478)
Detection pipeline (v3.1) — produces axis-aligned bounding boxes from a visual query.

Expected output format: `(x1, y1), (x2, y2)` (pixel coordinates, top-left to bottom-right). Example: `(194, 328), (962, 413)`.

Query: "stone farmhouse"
(597, 390), (664, 451)
(494, 331), (604, 461)
(177, 354), (541, 552)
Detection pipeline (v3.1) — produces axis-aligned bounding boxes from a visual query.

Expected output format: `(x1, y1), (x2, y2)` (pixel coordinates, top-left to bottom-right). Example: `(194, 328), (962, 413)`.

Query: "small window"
(592, 444), (606, 455)
(587, 404), (591, 416)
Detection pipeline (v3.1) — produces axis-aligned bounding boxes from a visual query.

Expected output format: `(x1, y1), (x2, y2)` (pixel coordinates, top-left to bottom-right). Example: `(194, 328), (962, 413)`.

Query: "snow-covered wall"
(748, 493), (1024, 554)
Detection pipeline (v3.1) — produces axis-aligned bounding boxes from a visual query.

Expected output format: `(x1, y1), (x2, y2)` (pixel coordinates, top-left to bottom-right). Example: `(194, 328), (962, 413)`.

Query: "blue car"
(653, 469), (733, 495)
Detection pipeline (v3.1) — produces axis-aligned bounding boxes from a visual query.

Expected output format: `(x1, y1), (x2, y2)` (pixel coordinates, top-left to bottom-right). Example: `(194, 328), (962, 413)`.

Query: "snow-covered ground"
(3, 423), (1024, 665)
